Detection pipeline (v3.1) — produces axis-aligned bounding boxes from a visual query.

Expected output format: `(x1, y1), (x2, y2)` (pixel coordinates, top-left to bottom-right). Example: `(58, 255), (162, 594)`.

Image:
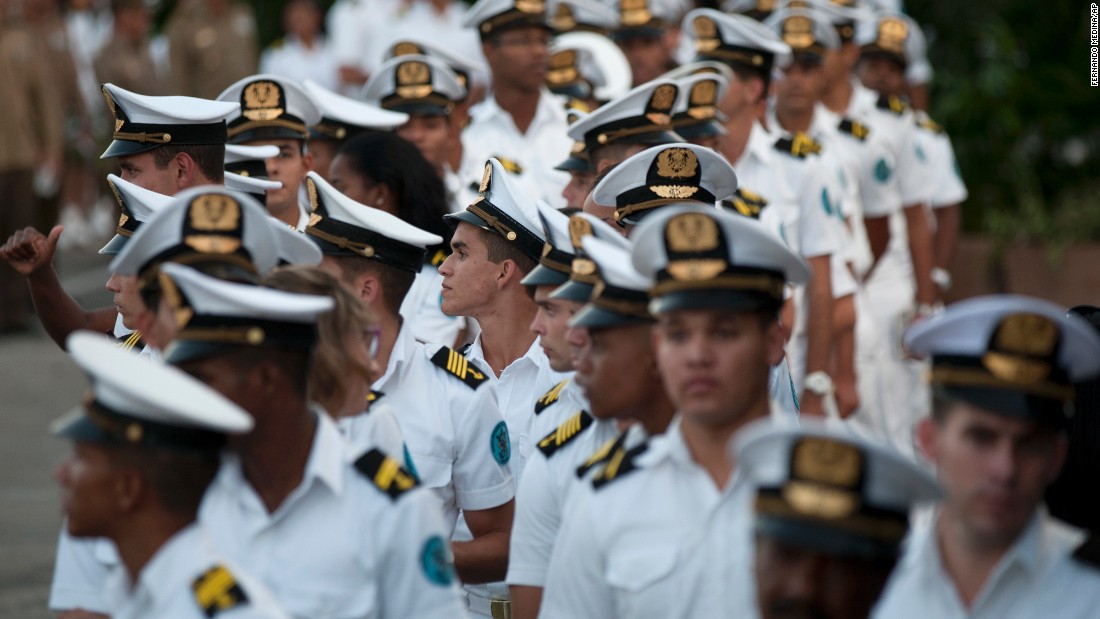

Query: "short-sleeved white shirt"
(874, 510), (1100, 619)
(103, 524), (291, 619)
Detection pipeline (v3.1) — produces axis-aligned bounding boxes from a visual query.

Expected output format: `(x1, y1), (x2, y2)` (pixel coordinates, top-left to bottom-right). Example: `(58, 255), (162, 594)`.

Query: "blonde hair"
(263, 266), (376, 415)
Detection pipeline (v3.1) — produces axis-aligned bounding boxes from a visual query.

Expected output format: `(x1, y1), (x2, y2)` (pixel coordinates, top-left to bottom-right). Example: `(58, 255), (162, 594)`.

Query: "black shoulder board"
(366, 390), (384, 404)
(592, 441), (649, 490)
(192, 564), (249, 617)
(837, 118), (870, 141)
(876, 94), (909, 115)
(535, 379), (570, 415)
(431, 346), (488, 389)
(773, 133), (822, 159)
(428, 247), (448, 267)
(722, 187), (769, 220)
(116, 331), (145, 352)
(1073, 534), (1100, 570)
(536, 411), (593, 458)
(459, 342), (473, 356)
(354, 448), (420, 501)
(576, 431), (627, 479)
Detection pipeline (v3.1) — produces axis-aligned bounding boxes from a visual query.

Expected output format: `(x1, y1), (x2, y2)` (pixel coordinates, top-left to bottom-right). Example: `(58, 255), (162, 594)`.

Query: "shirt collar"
(131, 522), (204, 607)
(744, 120), (776, 166)
(468, 332), (544, 374)
(305, 409), (347, 495)
(375, 323), (417, 391)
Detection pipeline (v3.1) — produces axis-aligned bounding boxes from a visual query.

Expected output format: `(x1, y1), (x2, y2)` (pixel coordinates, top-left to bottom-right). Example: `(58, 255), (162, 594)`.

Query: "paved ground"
(0, 245), (113, 619)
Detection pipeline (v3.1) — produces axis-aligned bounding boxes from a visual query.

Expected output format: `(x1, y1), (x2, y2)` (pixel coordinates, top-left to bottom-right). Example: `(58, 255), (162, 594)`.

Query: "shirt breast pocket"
(606, 543), (680, 617)
(277, 582), (377, 619)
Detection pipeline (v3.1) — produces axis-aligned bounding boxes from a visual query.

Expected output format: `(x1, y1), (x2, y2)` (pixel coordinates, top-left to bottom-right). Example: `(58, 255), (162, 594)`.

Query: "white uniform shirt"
(538, 415), (759, 619)
(103, 523), (290, 619)
(733, 120), (846, 389)
(400, 262), (465, 349)
(463, 333), (571, 481)
(336, 400), (407, 460)
(199, 412), (469, 619)
(460, 89), (572, 209)
(507, 415), (622, 588)
(874, 510), (1100, 619)
(356, 0), (484, 77)
(913, 112), (967, 210)
(260, 35), (340, 92)
(347, 325), (514, 533)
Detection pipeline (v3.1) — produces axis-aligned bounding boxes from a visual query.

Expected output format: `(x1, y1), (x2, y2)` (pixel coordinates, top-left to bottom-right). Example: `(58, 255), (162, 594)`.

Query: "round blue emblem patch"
(874, 158), (892, 182)
(403, 443), (420, 481)
(420, 535), (455, 586)
(490, 421), (511, 465)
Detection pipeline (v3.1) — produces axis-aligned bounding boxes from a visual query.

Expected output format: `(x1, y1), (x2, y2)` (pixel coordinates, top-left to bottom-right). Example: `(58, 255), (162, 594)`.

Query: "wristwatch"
(931, 267), (952, 291)
(803, 371), (834, 396)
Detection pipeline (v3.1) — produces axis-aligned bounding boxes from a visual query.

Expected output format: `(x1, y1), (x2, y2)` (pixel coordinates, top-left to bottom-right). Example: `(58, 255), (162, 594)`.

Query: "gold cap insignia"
(693, 16), (720, 52)
(689, 79), (718, 112)
(392, 41), (423, 56)
(783, 437), (863, 520)
(185, 194), (243, 254)
(396, 61), (433, 99)
(515, 0), (544, 15)
(620, 0), (652, 27)
(665, 213), (725, 281)
(572, 257), (596, 276)
(876, 17), (908, 54)
(645, 84), (677, 125)
(655, 147), (699, 179)
(782, 15), (814, 50)
(547, 50), (579, 85)
(552, 4), (576, 31)
(568, 216), (593, 249)
(982, 313), (1059, 385)
(241, 81), (285, 122)
(756, 0), (776, 11)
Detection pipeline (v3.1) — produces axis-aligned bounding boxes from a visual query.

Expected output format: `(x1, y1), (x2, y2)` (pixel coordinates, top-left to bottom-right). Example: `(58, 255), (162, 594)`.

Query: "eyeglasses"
(362, 327), (381, 359)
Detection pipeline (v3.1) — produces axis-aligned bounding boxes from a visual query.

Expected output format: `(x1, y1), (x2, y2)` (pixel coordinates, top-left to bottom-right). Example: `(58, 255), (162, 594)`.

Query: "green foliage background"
(162, 1), (1100, 245)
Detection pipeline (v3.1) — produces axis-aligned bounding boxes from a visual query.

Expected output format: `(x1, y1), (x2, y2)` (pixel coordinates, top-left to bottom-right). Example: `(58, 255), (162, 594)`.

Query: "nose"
(565, 326), (587, 347)
(265, 156), (280, 177)
(529, 311), (545, 337)
(105, 272), (121, 293)
(54, 459), (71, 487)
(987, 440), (1020, 485)
(437, 254), (453, 277)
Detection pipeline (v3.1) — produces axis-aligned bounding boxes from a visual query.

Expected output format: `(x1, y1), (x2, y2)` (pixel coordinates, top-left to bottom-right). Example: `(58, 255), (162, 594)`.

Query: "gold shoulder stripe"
(592, 440), (649, 490)
(192, 565), (248, 616)
(535, 379), (569, 414)
(431, 346), (487, 389)
(354, 448), (419, 501)
(536, 411), (593, 458)
(774, 133), (822, 159)
(576, 431), (626, 478)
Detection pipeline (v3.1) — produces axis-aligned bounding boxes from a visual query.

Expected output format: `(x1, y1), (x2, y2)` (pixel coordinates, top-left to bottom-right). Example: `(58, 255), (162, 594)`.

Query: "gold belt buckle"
(490, 598), (512, 619)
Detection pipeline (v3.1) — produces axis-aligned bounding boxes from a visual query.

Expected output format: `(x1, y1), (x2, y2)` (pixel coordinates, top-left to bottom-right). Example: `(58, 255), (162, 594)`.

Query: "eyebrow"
(451, 241), (469, 251)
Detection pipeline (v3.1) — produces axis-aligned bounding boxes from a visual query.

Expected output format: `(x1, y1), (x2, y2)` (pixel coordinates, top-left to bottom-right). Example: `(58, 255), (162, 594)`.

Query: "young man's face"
(755, 535), (896, 619)
(653, 308), (783, 426)
(116, 151), (180, 196)
(327, 154), (373, 205)
(919, 402), (1067, 548)
(583, 323), (658, 419)
(856, 54), (906, 97)
(561, 169), (596, 210)
(307, 139), (339, 182)
(56, 442), (121, 538)
(397, 115), (452, 171)
(437, 223), (502, 317)
(175, 355), (255, 417)
(482, 26), (552, 93)
(775, 57), (825, 117)
(616, 31), (675, 86)
(246, 138), (311, 218)
(530, 286), (580, 372)
(105, 272), (147, 331)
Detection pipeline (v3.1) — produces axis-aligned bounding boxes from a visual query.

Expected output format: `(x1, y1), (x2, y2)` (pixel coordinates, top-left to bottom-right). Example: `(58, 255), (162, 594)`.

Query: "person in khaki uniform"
(164, 0), (259, 99)
(0, 6), (63, 333)
(93, 0), (166, 96)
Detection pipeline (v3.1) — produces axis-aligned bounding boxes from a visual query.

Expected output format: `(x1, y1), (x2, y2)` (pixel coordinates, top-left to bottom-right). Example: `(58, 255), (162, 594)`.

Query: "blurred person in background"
(260, 0), (339, 91)
(165, 0), (258, 98)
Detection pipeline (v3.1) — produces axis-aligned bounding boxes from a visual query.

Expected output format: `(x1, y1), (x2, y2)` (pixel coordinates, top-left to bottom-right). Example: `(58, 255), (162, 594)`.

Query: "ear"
(662, 26), (681, 53)
(495, 258), (518, 289)
(358, 272), (382, 306)
(301, 149), (314, 173)
(174, 152), (197, 189)
(764, 317), (785, 366)
(916, 417), (938, 465)
(114, 467), (145, 514)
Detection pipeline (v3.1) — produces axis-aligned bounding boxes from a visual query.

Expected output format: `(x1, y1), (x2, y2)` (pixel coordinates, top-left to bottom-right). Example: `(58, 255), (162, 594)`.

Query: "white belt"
(466, 592), (512, 619)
